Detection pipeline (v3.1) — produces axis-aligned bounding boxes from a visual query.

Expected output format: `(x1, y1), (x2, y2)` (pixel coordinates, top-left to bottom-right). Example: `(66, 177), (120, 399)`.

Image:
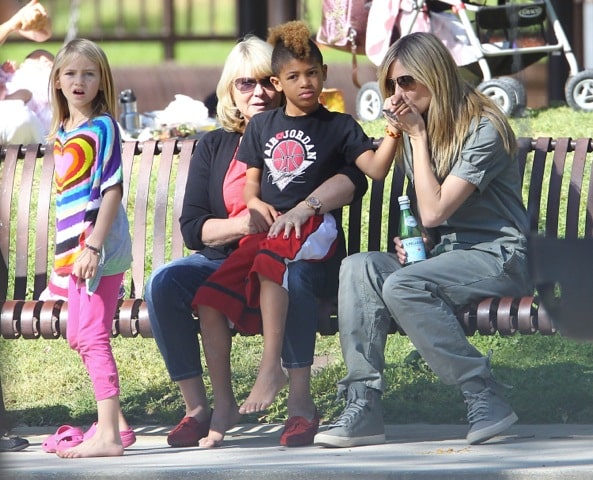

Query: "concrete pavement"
(2, 423), (592, 479)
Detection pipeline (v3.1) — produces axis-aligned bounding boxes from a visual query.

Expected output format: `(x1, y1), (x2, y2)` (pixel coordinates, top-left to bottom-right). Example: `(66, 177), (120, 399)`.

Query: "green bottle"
(398, 195), (426, 264)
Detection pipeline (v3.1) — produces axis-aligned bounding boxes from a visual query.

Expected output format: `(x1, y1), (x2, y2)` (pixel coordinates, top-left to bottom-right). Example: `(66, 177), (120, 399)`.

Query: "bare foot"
(198, 404), (241, 448)
(56, 436), (123, 458)
(239, 365), (288, 414)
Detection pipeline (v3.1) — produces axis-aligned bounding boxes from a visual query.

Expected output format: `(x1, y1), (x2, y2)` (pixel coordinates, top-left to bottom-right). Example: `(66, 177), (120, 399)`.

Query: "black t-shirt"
(237, 105), (373, 212)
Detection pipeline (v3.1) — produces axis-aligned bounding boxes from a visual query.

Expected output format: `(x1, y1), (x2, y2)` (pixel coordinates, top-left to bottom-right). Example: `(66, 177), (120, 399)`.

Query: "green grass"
(2, 105), (593, 430)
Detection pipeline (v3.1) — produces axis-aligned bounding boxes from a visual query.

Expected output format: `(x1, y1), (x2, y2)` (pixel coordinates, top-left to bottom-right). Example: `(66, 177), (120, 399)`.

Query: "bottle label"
(405, 216), (418, 228)
(402, 236), (426, 263)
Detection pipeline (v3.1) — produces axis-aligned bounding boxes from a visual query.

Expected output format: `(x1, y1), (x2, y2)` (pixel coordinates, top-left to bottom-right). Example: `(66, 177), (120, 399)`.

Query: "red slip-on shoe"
(167, 414), (211, 447)
(83, 422), (137, 448)
(280, 410), (320, 447)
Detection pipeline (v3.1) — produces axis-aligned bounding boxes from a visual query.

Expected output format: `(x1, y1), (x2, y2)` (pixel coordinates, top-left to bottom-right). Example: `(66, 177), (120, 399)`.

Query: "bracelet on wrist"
(385, 127), (402, 139)
(85, 243), (101, 255)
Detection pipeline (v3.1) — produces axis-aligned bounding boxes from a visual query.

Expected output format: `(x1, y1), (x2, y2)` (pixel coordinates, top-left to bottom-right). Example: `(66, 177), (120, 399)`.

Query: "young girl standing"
(45, 38), (134, 458)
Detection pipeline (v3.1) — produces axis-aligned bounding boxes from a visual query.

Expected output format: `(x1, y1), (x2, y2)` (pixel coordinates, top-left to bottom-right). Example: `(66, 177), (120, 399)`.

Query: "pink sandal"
(83, 422), (136, 448)
(42, 425), (84, 453)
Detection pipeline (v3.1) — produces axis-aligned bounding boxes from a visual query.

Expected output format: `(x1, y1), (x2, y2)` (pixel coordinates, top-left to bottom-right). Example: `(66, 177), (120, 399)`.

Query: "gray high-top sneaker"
(314, 382), (385, 448)
(463, 377), (518, 445)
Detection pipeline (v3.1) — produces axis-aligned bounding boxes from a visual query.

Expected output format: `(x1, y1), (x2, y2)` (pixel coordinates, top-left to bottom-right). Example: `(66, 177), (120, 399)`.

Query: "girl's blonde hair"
(216, 35), (274, 133)
(48, 38), (116, 138)
(378, 32), (516, 180)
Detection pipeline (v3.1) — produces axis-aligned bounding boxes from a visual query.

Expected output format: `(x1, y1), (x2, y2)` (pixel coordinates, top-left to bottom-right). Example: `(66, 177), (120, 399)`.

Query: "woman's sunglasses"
(389, 75), (417, 92)
(233, 77), (274, 93)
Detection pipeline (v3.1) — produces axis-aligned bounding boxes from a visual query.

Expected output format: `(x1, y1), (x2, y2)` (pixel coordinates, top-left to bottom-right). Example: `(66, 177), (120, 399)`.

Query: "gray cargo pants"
(336, 244), (533, 394)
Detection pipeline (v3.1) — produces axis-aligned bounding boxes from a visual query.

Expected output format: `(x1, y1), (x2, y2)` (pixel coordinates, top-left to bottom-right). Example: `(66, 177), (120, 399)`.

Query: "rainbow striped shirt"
(53, 114), (131, 284)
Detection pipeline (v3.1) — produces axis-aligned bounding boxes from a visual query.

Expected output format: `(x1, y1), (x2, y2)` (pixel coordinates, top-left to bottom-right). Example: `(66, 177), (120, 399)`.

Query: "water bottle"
(398, 195), (426, 265)
(118, 89), (140, 133)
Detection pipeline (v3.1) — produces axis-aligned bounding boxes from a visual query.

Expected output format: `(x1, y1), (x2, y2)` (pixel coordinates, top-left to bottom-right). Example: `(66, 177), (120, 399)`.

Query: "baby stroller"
(321, 0), (593, 120)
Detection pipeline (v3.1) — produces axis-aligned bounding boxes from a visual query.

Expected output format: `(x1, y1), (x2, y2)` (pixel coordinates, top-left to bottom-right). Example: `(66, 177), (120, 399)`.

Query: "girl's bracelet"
(85, 243), (101, 255)
(385, 127), (402, 139)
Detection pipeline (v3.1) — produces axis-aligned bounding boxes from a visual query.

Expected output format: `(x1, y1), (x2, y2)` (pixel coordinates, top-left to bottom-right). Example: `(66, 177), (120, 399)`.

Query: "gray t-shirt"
(402, 117), (528, 255)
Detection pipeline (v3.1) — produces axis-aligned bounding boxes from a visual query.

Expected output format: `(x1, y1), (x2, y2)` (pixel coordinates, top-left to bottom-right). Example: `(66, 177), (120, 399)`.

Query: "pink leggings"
(67, 273), (124, 401)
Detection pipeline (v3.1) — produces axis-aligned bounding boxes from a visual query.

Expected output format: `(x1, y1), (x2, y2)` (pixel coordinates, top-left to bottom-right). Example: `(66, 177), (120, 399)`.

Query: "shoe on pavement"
(167, 414), (211, 447)
(280, 410), (320, 447)
(0, 435), (29, 452)
(41, 425), (84, 453)
(314, 383), (385, 448)
(463, 377), (518, 445)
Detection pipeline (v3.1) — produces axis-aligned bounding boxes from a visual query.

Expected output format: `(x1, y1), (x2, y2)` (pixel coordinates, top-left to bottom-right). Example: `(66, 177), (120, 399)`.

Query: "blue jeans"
(337, 245), (533, 394)
(145, 253), (329, 382)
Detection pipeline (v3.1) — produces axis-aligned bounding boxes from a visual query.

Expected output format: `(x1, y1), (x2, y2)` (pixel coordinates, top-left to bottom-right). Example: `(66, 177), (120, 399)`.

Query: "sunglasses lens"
(234, 77), (273, 93)
(397, 75), (416, 90)
(235, 78), (257, 92)
(260, 77), (274, 89)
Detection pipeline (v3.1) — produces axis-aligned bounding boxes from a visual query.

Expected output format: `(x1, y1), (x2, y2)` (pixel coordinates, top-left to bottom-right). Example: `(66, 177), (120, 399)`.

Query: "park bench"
(1, 136), (592, 340)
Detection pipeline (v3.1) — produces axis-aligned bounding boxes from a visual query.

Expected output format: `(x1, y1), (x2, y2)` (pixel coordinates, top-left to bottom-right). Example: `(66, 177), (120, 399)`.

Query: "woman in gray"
(315, 32), (533, 448)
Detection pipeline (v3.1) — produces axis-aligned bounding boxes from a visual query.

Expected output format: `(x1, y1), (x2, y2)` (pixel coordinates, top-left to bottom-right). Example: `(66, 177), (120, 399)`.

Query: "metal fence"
(5, 0), (240, 59)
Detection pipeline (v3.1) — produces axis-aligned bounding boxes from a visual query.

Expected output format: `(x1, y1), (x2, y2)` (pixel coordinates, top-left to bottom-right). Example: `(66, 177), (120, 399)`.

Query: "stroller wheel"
(565, 70), (593, 112)
(477, 79), (518, 117)
(356, 81), (383, 122)
(497, 77), (527, 117)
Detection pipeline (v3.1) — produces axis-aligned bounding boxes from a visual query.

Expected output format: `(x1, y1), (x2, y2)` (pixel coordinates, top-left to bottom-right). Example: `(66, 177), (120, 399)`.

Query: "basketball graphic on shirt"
(272, 139), (305, 172)
(265, 132), (314, 191)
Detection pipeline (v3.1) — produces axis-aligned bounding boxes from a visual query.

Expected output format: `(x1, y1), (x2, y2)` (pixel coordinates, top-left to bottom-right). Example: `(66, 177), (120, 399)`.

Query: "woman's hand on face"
(267, 202), (313, 239)
(382, 94), (403, 129)
(386, 94), (425, 138)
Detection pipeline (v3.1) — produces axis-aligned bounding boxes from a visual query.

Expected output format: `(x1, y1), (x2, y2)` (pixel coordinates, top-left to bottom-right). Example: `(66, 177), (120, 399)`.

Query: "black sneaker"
(314, 383), (385, 448)
(0, 435), (29, 452)
(463, 378), (518, 445)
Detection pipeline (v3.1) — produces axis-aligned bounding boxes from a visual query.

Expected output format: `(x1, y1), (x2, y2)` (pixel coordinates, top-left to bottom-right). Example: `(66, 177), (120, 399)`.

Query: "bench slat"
(129, 140), (158, 298)
(565, 138), (589, 238)
(171, 140), (195, 259)
(0, 145), (20, 300)
(152, 139), (177, 269)
(33, 147), (55, 298)
(367, 179), (386, 253)
(386, 167), (407, 254)
(525, 137), (551, 234)
(121, 140), (139, 211)
(14, 146), (41, 299)
(545, 137), (569, 236)
(587, 139), (593, 237)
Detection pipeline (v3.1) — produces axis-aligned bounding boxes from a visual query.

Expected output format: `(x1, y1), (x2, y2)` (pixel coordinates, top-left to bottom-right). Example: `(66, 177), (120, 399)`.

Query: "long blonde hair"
(47, 38), (116, 138)
(216, 35), (275, 134)
(377, 32), (516, 180)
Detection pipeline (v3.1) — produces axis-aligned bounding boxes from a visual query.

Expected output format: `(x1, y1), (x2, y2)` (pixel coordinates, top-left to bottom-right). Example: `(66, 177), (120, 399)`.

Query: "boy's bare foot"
(198, 405), (241, 448)
(239, 366), (288, 414)
(56, 436), (123, 458)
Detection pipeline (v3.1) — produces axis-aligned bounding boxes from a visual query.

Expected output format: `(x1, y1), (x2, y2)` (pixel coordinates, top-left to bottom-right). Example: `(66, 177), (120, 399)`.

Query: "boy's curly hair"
(267, 20), (323, 75)
(267, 20), (311, 58)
